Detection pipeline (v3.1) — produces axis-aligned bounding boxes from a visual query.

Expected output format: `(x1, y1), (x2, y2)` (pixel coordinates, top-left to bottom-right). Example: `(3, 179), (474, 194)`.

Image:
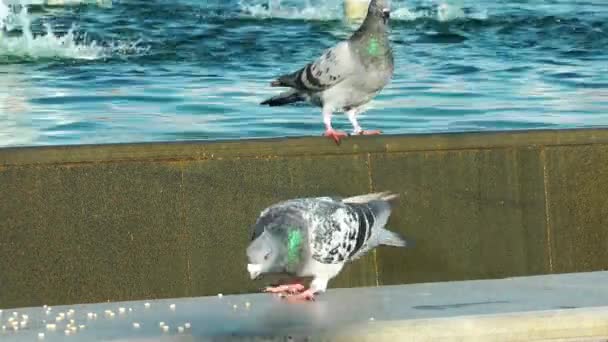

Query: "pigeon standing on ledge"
(246, 192), (412, 302)
(260, 0), (394, 145)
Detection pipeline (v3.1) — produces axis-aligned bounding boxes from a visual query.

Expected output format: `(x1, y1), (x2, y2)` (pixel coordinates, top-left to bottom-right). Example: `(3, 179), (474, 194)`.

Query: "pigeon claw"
(324, 129), (348, 145)
(280, 289), (316, 302)
(263, 284), (306, 295)
(359, 129), (382, 135)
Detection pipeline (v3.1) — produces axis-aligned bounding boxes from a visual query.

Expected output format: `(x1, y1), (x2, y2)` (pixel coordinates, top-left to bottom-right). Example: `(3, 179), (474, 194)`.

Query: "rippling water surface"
(1, 0), (607, 147)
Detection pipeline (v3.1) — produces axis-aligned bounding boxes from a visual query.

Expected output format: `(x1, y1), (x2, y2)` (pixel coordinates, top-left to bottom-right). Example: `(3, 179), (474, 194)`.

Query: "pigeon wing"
(309, 203), (362, 264)
(271, 41), (354, 92)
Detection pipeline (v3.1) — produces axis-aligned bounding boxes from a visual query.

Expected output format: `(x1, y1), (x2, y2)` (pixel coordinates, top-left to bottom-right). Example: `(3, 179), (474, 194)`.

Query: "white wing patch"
(290, 42), (355, 92)
(308, 204), (360, 264)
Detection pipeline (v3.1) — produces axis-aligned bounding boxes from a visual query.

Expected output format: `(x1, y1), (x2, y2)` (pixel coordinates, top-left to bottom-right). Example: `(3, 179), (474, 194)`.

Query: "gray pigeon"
(260, 0), (394, 145)
(246, 192), (412, 302)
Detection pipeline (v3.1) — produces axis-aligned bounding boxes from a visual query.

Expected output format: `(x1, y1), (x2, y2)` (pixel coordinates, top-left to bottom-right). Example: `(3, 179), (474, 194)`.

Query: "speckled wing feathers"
(251, 195), (393, 271)
(272, 42), (353, 92)
(308, 200), (379, 264)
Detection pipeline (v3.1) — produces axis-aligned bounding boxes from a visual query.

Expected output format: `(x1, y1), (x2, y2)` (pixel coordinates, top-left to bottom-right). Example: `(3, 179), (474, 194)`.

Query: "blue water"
(1, 0), (607, 147)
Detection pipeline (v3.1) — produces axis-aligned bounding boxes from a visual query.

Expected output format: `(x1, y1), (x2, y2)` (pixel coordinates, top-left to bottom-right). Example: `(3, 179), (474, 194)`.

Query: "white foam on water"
(238, 0), (342, 20)
(437, 2), (464, 21)
(0, 2), (8, 27)
(237, 0), (486, 22)
(1, 2), (103, 59)
(0, 0), (147, 61)
(392, 0), (485, 22)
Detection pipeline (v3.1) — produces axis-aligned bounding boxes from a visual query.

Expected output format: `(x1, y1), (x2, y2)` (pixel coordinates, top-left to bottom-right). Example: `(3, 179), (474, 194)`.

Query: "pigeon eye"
(264, 253), (271, 260)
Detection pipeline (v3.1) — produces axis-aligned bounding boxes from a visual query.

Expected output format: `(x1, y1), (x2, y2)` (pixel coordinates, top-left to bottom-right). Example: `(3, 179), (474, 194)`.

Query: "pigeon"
(246, 192), (412, 302)
(260, 0), (394, 145)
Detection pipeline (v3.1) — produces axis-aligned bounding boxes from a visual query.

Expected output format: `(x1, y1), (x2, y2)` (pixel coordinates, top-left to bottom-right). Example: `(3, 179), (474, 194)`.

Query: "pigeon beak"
(382, 9), (391, 20)
(247, 263), (262, 280)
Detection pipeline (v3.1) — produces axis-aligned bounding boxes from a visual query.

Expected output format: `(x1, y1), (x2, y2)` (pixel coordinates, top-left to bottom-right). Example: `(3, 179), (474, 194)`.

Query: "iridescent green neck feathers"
(287, 229), (303, 265)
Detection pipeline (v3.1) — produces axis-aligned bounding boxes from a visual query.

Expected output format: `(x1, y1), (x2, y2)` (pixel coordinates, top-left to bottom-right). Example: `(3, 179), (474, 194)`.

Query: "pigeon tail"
(270, 73), (299, 88)
(342, 191), (399, 204)
(261, 90), (304, 106)
(377, 228), (411, 247)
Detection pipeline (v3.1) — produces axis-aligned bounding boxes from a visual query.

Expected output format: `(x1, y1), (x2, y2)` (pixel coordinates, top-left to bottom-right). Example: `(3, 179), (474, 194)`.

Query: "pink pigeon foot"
(263, 283), (306, 295)
(359, 129), (382, 135)
(280, 289), (316, 302)
(324, 128), (348, 145)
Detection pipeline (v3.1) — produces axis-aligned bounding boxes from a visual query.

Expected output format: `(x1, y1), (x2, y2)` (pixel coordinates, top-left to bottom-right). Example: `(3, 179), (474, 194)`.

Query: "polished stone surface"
(2, 271), (608, 341)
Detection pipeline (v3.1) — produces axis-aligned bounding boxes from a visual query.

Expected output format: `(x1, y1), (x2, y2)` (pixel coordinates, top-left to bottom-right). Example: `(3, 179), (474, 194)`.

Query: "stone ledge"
(2, 128), (608, 166)
(1, 128), (607, 307)
(330, 307), (608, 342)
(2, 271), (608, 341)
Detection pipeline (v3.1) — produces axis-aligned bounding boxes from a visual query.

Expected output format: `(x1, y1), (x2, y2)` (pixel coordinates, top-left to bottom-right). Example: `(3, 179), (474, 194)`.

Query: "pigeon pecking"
(260, 0), (394, 145)
(246, 192), (412, 302)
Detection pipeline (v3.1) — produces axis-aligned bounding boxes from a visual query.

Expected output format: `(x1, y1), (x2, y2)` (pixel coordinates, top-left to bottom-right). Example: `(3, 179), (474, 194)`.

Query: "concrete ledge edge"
(2, 128), (608, 167)
(326, 306), (608, 341)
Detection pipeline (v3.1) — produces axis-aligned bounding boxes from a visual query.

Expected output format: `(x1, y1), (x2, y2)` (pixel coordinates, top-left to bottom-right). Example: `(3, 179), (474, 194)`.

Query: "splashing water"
(0, 1), (147, 61)
(0, 0), (9, 29)
(391, 0), (486, 22)
(437, 2), (464, 21)
(237, 0), (484, 22)
(238, 0), (343, 20)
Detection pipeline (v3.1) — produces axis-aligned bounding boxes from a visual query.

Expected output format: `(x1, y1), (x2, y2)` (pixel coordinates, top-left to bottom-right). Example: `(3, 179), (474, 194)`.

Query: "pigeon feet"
(263, 283), (306, 295)
(324, 128), (348, 145)
(280, 289), (316, 302)
(358, 129), (382, 135)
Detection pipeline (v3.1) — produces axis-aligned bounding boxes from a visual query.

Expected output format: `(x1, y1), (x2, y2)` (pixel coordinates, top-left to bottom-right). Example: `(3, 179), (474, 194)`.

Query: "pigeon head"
(247, 203), (310, 279)
(246, 232), (282, 280)
(368, 0), (391, 23)
(247, 232), (276, 279)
